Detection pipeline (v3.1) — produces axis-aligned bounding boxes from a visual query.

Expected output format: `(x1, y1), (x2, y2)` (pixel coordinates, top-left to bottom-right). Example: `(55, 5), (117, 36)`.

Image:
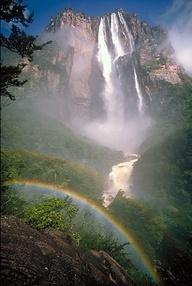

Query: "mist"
(82, 12), (152, 153)
(83, 115), (151, 152)
(27, 16), (152, 154)
(160, 0), (192, 76)
(12, 183), (149, 274)
(27, 4), (191, 155)
(26, 24), (96, 125)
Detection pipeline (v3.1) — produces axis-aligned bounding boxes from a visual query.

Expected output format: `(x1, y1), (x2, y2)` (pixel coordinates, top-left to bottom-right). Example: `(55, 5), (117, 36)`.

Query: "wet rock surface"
(20, 8), (184, 121)
(47, 8), (182, 86)
(4, 7), (184, 130)
(1, 216), (134, 286)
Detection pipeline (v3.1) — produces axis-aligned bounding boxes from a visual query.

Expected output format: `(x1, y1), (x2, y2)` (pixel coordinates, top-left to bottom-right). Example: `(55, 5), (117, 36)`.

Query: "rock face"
(23, 8), (183, 122)
(1, 216), (133, 286)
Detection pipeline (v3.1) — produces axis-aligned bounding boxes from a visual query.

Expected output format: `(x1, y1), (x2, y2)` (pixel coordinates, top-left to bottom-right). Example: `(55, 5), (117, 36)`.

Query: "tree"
(24, 197), (78, 233)
(157, 234), (192, 286)
(0, 0), (50, 100)
(1, 186), (27, 217)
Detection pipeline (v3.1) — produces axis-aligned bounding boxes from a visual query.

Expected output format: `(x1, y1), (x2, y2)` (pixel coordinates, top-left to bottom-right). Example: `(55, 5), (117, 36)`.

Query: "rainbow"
(4, 178), (160, 283)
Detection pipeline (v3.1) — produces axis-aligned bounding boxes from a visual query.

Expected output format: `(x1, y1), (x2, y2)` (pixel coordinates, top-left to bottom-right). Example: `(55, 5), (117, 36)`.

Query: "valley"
(1, 2), (192, 286)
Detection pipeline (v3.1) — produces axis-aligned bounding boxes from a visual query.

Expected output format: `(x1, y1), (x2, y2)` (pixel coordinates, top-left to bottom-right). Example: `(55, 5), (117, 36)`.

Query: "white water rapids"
(84, 11), (147, 205)
(103, 154), (139, 207)
(97, 12), (144, 206)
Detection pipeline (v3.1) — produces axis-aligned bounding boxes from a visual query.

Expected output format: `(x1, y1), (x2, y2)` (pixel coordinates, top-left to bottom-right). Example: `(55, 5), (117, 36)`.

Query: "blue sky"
(24, 0), (174, 35)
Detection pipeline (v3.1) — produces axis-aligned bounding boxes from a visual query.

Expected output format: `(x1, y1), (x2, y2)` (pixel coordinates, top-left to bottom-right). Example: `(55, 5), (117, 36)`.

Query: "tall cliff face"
(24, 8), (183, 123)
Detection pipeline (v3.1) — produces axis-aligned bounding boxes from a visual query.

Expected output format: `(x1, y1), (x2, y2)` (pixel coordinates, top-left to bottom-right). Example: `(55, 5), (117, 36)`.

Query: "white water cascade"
(134, 69), (144, 113)
(97, 17), (114, 118)
(118, 11), (134, 53)
(103, 154), (139, 207)
(84, 11), (146, 151)
(97, 12), (145, 206)
(118, 11), (144, 113)
(111, 13), (125, 58)
(97, 18), (112, 83)
(98, 11), (144, 124)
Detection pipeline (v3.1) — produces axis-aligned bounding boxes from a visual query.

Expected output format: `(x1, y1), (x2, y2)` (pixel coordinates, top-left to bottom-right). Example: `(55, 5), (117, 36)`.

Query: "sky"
(24, 0), (174, 35)
(160, 0), (192, 75)
(2, 0), (192, 74)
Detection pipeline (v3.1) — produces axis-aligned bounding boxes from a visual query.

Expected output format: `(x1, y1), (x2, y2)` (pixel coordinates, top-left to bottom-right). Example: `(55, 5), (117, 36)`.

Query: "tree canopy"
(0, 0), (50, 100)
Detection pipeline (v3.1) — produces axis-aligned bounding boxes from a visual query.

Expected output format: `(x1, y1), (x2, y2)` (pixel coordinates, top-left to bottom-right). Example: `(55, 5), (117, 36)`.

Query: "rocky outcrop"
(1, 216), (134, 286)
(133, 20), (182, 84)
(22, 8), (184, 121)
(47, 8), (99, 37)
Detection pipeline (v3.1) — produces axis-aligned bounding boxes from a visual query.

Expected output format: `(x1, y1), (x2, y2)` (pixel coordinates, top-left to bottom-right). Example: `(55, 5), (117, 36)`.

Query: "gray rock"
(1, 216), (134, 286)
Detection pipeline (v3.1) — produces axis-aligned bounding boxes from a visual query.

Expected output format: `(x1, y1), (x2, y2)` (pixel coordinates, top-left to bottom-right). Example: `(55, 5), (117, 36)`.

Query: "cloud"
(160, 0), (192, 75)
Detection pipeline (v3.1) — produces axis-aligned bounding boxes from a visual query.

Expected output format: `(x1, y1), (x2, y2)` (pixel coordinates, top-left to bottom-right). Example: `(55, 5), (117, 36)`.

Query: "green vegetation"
(156, 80), (192, 126)
(74, 209), (152, 284)
(133, 128), (192, 207)
(24, 197), (78, 234)
(1, 189), (78, 237)
(1, 148), (104, 202)
(139, 80), (192, 154)
(1, 188), (79, 241)
(1, 187), (150, 283)
(109, 194), (165, 258)
(0, 0), (50, 100)
(129, 127), (192, 262)
(1, 25), (192, 284)
(106, 79), (192, 285)
(1, 100), (123, 175)
(1, 187), (27, 217)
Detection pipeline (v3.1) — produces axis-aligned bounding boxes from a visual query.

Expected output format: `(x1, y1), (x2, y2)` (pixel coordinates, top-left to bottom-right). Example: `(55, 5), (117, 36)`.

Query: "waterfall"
(84, 12), (148, 206)
(103, 154), (139, 207)
(118, 11), (134, 54)
(111, 13), (125, 58)
(84, 12), (146, 151)
(97, 15), (125, 123)
(98, 11), (144, 116)
(97, 17), (112, 82)
(134, 68), (144, 113)
(97, 17), (115, 119)
(118, 11), (144, 113)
